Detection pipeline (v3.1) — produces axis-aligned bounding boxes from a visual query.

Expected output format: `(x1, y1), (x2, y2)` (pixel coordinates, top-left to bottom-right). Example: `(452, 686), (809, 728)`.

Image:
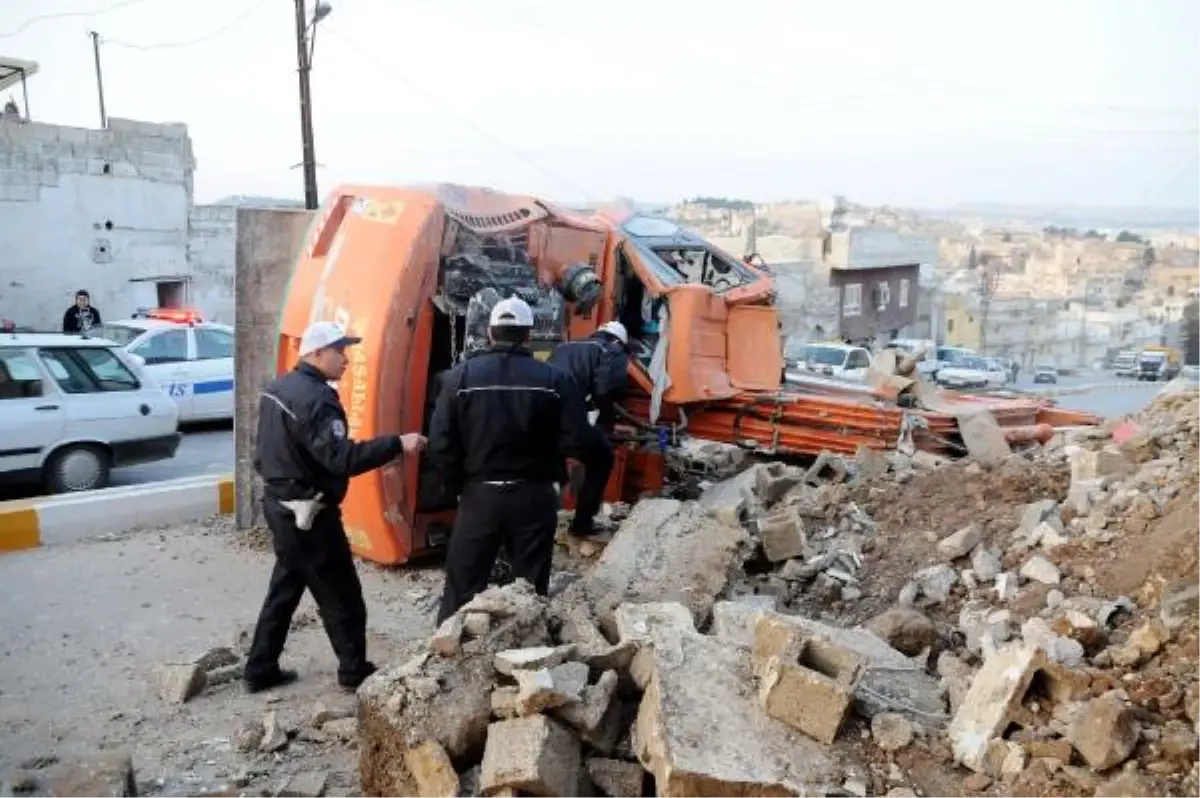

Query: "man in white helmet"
(548, 319), (631, 539)
(428, 296), (591, 623)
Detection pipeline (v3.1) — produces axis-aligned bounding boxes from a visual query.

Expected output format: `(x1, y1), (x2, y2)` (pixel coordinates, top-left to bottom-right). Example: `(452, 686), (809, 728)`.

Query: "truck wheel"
(44, 445), (111, 494)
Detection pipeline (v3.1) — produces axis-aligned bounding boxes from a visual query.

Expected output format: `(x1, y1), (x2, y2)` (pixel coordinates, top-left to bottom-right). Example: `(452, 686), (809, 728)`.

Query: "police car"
(98, 309), (235, 423)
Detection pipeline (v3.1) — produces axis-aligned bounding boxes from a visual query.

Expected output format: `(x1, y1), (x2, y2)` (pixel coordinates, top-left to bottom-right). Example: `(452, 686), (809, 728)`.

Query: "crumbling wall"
(233, 208), (314, 529)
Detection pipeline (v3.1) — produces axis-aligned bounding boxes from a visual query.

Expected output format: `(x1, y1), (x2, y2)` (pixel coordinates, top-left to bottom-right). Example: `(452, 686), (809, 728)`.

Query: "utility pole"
(293, 0), (323, 210)
(88, 31), (107, 128)
(978, 265), (996, 355)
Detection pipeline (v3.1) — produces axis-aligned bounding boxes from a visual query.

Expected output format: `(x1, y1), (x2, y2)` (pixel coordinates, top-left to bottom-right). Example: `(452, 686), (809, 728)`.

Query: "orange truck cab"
(273, 184), (783, 565)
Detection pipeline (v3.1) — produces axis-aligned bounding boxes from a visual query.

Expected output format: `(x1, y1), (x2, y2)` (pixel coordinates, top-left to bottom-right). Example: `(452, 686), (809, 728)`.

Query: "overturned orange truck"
(274, 184), (1099, 565)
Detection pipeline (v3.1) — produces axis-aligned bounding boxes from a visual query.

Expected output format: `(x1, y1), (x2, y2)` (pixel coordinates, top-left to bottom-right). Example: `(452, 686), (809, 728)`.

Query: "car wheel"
(44, 444), (112, 494)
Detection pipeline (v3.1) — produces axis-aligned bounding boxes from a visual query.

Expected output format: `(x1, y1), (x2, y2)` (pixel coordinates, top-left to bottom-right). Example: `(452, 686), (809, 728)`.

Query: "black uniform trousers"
(245, 501), (369, 683)
(437, 480), (558, 624)
(569, 424), (615, 536)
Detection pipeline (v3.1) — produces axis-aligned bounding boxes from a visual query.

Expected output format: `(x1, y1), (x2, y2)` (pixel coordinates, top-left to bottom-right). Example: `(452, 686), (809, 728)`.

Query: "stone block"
(514, 661), (589, 714)
(586, 757), (645, 797)
(759, 656), (854, 744)
(554, 670), (618, 737)
(480, 715), (581, 797)
(633, 627), (839, 796)
(756, 461), (805, 504)
(555, 499), (746, 638)
(403, 740), (459, 797)
(276, 770), (329, 797)
(1067, 693), (1140, 771)
(493, 645), (575, 676)
(936, 522), (983, 561)
(948, 643), (1046, 772)
(957, 410), (1011, 466)
(757, 508), (808, 562)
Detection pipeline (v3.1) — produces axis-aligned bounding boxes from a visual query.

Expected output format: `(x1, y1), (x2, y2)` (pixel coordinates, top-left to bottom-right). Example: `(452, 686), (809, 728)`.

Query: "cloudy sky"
(2, 0), (1198, 209)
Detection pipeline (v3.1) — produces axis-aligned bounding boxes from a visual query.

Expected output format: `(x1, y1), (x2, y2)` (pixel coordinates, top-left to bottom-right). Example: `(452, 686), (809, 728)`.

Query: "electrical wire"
(320, 24), (596, 202)
(100, 0), (268, 50)
(0, 0), (153, 39)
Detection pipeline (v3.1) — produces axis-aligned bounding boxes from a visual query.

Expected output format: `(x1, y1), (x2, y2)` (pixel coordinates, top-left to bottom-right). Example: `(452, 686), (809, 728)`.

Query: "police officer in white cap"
(245, 320), (426, 694)
(428, 296), (590, 623)
(548, 320), (631, 539)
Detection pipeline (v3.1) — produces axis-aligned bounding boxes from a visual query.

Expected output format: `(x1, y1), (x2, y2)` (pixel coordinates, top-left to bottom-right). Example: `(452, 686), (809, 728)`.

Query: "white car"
(0, 334), (180, 493)
(98, 310), (235, 423)
(936, 356), (1008, 390)
(785, 343), (873, 383)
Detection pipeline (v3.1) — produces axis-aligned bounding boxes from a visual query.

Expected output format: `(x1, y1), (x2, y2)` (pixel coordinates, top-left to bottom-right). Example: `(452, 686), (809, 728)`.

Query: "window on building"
(38, 348), (139, 393)
(156, 280), (186, 309)
(899, 279), (910, 308)
(875, 282), (890, 310)
(843, 283), (862, 317)
(195, 328), (234, 360)
(131, 329), (188, 365)
(0, 349), (44, 399)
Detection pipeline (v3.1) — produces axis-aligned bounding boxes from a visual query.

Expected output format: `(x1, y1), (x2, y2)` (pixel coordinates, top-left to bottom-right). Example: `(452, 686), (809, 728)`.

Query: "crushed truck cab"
(275, 184), (1098, 566)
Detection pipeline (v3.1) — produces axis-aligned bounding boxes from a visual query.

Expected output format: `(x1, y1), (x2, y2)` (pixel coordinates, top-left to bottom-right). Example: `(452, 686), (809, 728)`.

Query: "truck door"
(727, 304), (783, 391)
(662, 285), (737, 403)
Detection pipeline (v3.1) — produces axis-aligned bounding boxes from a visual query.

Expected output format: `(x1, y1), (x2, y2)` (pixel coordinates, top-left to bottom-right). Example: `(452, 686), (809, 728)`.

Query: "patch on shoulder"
(331, 419), (347, 438)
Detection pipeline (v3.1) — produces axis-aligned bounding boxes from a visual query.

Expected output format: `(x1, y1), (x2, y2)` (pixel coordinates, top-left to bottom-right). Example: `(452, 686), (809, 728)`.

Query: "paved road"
(110, 421), (234, 487)
(1052, 382), (1165, 418)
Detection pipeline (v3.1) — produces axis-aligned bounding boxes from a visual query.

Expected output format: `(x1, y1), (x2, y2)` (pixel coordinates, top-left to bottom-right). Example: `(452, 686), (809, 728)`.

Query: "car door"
(843, 348), (872, 382)
(129, 328), (194, 421)
(0, 347), (65, 476)
(36, 346), (147, 442)
(190, 326), (235, 420)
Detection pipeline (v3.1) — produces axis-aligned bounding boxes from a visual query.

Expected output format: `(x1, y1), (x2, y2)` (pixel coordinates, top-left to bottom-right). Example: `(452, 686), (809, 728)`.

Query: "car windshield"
(804, 346), (848, 366)
(958, 357), (987, 370)
(1036, 364), (1056, 371)
(98, 324), (144, 346)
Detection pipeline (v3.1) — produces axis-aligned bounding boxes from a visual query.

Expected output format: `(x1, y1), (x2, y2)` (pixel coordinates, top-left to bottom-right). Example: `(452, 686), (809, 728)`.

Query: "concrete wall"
(233, 208), (314, 529)
(0, 116), (213, 326)
(187, 204), (238, 323)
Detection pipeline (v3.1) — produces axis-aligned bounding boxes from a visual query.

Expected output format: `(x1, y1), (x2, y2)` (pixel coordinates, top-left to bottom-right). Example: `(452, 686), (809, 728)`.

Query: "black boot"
(244, 668), (299, 694)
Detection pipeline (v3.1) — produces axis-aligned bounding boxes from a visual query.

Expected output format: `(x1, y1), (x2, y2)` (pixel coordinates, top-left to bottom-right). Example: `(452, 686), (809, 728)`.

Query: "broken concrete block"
(403, 740), (460, 797)
(906, 563), (958, 606)
(971, 547), (1002, 581)
(709, 600), (770, 649)
(1070, 445), (1135, 483)
(154, 662), (206, 705)
(871, 712), (914, 752)
(586, 757), (645, 798)
(514, 661), (589, 714)
(936, 522), (983, 561)
(480, 715), (581, 798)
(1110, 620), (1168, 668)
(633, 627), (839, 795)
(803, 450), (848, 486)
(46, 752), (136, 797)
(554, 670), (618, 737)
(751, 613), (809, 674)
(276, 770), (329, 797)
(757, 508), (807, 562)
(759, 656), (853, 744)
(698, 468), (758, 525)
(1019, 555), (1061, 585)
(854, 444), (890, 480)
(1067, 693), (1140, 771)
(1017, 499), (1058, 536)
(948, 643), (1046, 772)
(494, 645), (576, 677)
(1020, 617), (1084, 667)
(260, 710), (290, 753)
(429, 614), (464, 657)
(614, 602), (695, 643)
(310, 701), (354, 729)
(556, 499), (746, 638)
(756, 461), (805, 504)
(491, 686), (521, 719)
(958, 410), (1011, 466)
(864, 608), (937, 657)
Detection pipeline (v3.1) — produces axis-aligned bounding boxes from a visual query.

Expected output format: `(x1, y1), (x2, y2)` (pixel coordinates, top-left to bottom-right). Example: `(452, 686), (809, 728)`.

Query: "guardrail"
(0, 475), (234, 553)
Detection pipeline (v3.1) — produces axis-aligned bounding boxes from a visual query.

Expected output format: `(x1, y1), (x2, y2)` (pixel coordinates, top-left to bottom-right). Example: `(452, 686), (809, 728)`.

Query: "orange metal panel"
(662, 285), (737, 403)
(726, 304), (783, 391)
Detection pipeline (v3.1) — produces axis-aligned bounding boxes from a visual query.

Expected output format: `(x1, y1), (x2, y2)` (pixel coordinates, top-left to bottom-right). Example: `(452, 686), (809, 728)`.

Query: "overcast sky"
(2, 0), (1198, 209)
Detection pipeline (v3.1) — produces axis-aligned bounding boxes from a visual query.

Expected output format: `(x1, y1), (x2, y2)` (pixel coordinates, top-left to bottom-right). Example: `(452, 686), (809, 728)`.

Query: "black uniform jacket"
(254, 362), (401, 505)
(427, 346), (591, 494)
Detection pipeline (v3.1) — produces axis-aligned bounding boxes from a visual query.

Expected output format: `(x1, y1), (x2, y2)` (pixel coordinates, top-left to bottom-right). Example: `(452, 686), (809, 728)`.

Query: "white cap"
(598, 321), (628, 345)
(489, 296), (534, 328)
(299, 321), (362, 356)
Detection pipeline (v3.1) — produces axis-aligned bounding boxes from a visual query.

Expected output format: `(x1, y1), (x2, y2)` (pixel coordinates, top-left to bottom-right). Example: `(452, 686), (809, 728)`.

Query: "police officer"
(548, 320), (631, 539)
(429, 297), (591, 623)
(245, 320), (426, 693)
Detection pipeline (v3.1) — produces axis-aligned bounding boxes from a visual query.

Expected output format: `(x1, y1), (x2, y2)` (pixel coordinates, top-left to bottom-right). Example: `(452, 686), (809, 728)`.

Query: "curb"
(1034, 380), (1166, 398)
(0, 475), (234, 554)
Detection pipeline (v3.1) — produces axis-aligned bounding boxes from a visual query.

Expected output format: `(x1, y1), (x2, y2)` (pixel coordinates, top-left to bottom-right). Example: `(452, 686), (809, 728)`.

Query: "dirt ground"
(0, 518), (445, 796)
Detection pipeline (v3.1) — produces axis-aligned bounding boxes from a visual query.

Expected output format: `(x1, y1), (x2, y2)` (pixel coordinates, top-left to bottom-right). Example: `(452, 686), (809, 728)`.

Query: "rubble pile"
(354, 387), (1198, 797)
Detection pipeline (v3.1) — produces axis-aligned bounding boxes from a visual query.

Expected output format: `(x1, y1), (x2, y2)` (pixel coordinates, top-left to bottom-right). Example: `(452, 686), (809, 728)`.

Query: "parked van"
(0, 333), (181, 494)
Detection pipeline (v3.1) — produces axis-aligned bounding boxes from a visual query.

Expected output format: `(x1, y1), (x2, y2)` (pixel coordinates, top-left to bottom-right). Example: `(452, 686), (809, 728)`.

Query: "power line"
(100, 0), (267, 50)
(321, 24), (596, 202)
(0, 0), (153, 39)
